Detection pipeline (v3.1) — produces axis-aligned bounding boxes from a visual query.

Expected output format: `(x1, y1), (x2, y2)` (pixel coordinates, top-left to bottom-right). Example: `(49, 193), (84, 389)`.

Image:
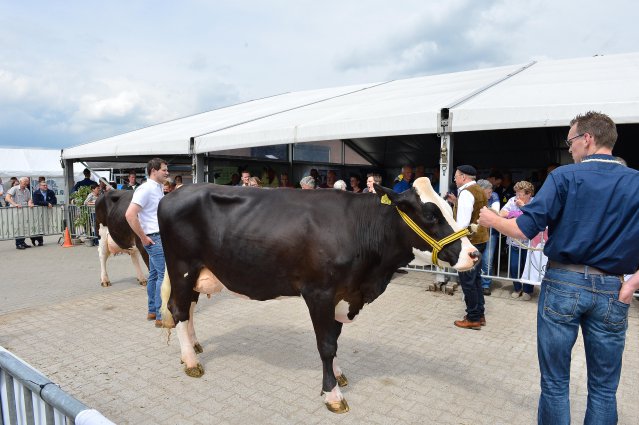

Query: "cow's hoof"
(336, 374), (348, 387)
(194, 343), (203, 354)
(325, 398), (349, 414)
(184, 363), (204, 377)
(101, 281), (111, 287)
(138, 280), (147, 287)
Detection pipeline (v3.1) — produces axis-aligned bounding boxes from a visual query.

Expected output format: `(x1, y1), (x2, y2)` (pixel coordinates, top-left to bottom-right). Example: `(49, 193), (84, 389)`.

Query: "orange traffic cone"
(62, 227), (74, 248)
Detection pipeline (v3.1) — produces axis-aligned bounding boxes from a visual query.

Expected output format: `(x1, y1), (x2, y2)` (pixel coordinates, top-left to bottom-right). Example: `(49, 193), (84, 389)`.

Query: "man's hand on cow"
(478, 206), (498, 228)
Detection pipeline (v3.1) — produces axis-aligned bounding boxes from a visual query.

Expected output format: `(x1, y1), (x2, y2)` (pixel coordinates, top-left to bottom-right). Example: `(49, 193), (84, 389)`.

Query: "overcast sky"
(1, 0), (637, 150)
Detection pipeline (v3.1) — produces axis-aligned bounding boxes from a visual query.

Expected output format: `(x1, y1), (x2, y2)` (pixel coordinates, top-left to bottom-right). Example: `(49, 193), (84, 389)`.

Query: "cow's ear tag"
(380, 194), (392, 205)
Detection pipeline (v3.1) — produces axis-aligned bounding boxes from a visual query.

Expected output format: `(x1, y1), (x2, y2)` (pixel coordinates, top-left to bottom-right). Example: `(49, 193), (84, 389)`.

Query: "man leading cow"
(447, 165), (489, 330)
(125, 158), (170, 327)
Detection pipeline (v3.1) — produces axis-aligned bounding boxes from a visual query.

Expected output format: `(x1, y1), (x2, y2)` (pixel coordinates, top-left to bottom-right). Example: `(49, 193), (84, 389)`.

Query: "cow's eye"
(423, 213), (436, 223)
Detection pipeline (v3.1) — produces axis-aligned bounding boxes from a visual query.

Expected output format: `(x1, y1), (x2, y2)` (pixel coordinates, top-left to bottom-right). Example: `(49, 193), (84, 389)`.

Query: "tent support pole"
(191, 138), (205, 183)
(436, 109), (454, 286)
(437, 109), (453, 197)
(193, 154), (205, 183)
(288, 143), (294, 179)
(62, 158), (74, 229)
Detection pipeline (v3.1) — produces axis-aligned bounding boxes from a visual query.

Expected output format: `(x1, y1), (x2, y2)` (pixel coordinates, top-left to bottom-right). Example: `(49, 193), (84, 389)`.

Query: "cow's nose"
(469, 250), (482, 263)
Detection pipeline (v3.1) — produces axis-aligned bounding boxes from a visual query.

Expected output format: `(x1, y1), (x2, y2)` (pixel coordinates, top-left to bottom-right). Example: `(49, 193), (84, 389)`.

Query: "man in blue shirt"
(392, 165), (413, 193)
(31, 180), (58, 246)
(72, 168), (98, 193)
(479, 111), (639, 425)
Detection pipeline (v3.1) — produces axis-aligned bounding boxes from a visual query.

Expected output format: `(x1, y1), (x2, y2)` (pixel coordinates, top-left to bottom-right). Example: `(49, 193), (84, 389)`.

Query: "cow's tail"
(160, 266), (175, 330)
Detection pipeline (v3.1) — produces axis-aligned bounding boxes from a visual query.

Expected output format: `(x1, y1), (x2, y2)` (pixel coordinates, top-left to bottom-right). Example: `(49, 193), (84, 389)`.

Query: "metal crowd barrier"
(0, 346), (113, 424)
(0, 206), (65, 242)
(404, 230), (548, 286)
(0, 205), (99, 243)
(66, 206), (97, 241)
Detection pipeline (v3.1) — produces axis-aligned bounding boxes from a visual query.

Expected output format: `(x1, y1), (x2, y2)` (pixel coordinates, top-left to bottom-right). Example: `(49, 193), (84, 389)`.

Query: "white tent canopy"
(0, 148), (64, 177)
(61, 52), (639, 160)
(194, 64), (523, 152)
(451, 53), (639, 132)
(61, 83), (381, 160)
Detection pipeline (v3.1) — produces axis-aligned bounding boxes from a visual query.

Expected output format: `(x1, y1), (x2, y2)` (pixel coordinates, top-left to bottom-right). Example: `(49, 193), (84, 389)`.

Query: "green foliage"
(71, 186), (93, 228)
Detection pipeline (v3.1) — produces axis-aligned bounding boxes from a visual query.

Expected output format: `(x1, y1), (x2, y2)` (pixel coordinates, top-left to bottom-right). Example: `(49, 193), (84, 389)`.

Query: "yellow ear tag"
(380, 194), (392, 205)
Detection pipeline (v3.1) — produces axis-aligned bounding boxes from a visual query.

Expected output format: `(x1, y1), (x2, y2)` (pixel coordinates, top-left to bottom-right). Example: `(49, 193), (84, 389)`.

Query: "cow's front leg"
(97, 229), (111, 287)
(302, 291), (349, 414)
(130, 248), (148, 286)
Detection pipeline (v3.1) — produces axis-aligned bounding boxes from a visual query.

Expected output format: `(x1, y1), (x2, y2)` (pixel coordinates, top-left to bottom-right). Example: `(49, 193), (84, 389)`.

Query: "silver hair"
(333, 180), (347, 190)
(300, 176), (316, 188)
(476, 179), (492, 190)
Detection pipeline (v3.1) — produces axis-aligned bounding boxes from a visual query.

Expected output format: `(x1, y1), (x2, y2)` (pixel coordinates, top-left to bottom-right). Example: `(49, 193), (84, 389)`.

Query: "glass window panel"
(344, 145), (371, 165)
(293, 140), (342, 163)
(212, 144), (288, 160)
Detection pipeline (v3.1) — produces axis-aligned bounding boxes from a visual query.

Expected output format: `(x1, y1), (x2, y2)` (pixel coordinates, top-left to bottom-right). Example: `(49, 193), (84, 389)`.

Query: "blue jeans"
(143, 233), (165, 320)
(510, 244), (533, 294)
(458, 242), (486, 321)
(481, 230), (499, 288)
(537, 268), (628, 425)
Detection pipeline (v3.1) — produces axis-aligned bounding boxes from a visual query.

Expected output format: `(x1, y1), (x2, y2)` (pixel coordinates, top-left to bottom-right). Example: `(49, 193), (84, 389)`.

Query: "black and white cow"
(95, 190), (148, 287)
(158, 177), (479, 413)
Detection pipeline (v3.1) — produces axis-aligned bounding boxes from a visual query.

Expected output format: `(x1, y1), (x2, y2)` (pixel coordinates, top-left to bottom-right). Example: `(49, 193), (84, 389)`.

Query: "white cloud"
(0, 0), (638, 149)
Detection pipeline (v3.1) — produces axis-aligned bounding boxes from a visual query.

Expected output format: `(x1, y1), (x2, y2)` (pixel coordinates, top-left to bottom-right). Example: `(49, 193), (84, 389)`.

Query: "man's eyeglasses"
(565, 133), (585, 148)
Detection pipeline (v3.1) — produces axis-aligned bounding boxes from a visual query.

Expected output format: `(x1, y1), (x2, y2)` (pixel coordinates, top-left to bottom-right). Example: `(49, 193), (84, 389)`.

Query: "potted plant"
(70, 186), (93, 244)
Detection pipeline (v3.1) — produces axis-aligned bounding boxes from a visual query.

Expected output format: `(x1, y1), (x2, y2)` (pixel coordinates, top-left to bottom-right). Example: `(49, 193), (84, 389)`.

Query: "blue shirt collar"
(582, 153), (617, 162)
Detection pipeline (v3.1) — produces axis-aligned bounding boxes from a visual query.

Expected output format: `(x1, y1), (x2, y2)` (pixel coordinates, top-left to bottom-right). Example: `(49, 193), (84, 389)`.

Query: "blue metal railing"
(0, 346), (113, 425)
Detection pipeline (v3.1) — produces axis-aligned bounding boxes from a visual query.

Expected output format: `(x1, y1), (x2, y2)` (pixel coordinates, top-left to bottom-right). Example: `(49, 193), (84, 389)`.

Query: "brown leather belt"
(547, 261), (610, 275)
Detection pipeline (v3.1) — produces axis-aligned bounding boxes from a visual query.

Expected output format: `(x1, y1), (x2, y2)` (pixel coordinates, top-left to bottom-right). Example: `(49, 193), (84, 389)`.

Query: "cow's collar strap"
(396, 207), (469, 265)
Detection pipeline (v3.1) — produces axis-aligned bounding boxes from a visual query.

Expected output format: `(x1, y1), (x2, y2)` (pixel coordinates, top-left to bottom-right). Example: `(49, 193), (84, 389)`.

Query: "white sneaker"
(511, 291), (521, 299)
(521, 293), (532, 301)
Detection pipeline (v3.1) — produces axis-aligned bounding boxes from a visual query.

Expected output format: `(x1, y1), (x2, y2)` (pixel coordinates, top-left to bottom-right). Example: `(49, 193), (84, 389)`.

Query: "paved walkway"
(1, 237), (637, 424)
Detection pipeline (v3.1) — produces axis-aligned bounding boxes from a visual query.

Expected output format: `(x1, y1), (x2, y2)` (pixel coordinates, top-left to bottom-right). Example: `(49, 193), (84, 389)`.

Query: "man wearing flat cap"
(447, 165), (489, 329)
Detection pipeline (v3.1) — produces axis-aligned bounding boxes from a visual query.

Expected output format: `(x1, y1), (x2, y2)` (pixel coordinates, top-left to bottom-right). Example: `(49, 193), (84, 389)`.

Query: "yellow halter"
(395, 207), (469, 266)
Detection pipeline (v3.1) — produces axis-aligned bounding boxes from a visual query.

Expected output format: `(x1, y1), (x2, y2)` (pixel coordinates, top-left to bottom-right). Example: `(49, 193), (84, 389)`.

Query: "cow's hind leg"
(165, 263), (204, 377)
(177, 319), (203, 377)
(177, 297), (204, 376)
(302, 291), (349, 414)
(98, 227), (111, 287)
(130, 249), (148, 286)
(188, 301), (203, 354)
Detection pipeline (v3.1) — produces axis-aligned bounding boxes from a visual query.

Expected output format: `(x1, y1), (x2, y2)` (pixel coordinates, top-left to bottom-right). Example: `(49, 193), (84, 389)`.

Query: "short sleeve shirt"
(501, 196), (533, 246)
(7, 186), (31, 206)
(488, 192), (500, 212)
(130, 180), (164, 234)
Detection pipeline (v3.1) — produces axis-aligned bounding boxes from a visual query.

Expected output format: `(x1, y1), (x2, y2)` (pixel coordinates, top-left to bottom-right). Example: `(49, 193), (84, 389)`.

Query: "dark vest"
(453, 183), (489, 245)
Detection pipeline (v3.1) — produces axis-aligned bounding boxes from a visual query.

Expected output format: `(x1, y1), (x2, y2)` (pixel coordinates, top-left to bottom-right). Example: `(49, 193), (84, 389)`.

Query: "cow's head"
(375, 177), (479, 271)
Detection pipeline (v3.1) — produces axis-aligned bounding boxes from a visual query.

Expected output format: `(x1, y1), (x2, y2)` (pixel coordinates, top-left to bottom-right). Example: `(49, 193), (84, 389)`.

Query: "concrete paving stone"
(2, 238), (638, 424)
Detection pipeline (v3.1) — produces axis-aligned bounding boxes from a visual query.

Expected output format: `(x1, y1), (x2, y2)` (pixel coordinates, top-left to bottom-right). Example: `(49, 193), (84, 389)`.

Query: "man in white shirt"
(447, 165), (489, 330)
(125, 158), (170, 327)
